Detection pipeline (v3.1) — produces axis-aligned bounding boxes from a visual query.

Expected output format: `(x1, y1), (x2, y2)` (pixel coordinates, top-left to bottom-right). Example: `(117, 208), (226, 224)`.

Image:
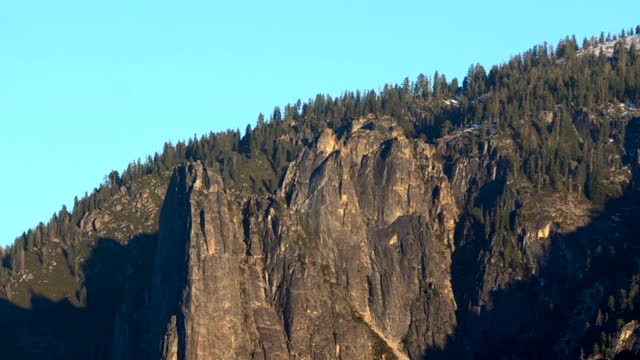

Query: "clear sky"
(0, 0), (638, 246)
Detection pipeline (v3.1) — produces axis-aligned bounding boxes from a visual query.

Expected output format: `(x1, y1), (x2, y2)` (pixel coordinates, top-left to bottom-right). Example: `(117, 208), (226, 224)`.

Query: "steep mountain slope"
(2, 27), (640, 359)
(137, 122), (458, 360)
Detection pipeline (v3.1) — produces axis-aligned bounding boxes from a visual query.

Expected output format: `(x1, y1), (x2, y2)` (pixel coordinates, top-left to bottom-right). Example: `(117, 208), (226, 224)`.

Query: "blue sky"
(0, 0), (638, 246)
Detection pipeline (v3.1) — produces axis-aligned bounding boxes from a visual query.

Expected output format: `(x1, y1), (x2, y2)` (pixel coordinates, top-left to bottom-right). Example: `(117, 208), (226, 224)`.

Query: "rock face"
(7, 113), (633, 359)
(123, 116), (640, 359)
(140, 123), (459, 359)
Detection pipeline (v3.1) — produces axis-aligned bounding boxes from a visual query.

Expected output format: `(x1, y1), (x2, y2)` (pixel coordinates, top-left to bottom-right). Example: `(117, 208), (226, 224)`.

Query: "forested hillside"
(2, 26), (640, 359)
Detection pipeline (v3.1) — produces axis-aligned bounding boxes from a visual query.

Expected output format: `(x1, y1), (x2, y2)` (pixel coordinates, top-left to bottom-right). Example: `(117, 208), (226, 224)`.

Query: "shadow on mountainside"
(0, 164), (192, 360)
(426, 117), (640, 359)
(441, 193), (640, 359)
(0, 233), (158, 360)
(424, 192), (640, 359)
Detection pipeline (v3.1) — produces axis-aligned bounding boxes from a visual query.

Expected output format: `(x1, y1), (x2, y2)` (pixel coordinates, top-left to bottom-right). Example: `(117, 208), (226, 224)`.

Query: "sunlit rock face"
(141, 123), (459, 360)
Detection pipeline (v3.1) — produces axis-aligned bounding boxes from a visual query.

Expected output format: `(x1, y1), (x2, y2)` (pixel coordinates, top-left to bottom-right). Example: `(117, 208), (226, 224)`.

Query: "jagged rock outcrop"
(613, 321), (640, 355)
(127, 112), (640, 359)
(140, 122), (459, 359)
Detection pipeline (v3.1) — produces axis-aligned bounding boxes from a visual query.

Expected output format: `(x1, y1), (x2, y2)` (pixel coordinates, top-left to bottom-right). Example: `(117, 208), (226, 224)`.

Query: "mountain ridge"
(2, 26), (640, 359)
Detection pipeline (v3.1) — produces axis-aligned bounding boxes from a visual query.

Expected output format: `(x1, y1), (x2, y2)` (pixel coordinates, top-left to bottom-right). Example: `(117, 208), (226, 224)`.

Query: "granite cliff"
(133, 121), (459, 359)
(119, 113), (640, 359)
(3, 29), (640, 359)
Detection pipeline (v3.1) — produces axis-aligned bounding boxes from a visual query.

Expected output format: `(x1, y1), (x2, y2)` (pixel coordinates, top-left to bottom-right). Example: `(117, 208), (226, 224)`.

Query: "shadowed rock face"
(141, 125), (459, 360)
